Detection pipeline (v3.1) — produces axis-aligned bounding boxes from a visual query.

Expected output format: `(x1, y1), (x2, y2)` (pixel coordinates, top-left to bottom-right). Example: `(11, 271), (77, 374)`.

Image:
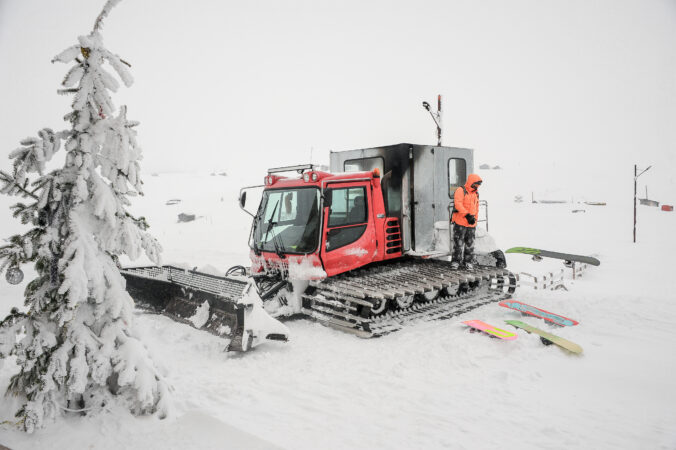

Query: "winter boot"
(450, 261), (460, 270)
(464, 262), (475, 271)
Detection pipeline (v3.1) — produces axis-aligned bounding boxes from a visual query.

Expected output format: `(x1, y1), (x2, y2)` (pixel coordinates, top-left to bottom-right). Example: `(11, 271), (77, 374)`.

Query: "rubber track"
(302, 259), (517, 337)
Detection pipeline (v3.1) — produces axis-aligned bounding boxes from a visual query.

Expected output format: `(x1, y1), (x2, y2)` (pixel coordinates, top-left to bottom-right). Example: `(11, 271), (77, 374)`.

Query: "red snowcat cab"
(122, 144), (516, 351)
(245, 166), (403, 296)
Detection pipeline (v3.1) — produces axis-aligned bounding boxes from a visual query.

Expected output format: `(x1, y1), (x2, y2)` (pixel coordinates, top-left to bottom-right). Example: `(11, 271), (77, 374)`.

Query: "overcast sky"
(0, 0), (674, 200)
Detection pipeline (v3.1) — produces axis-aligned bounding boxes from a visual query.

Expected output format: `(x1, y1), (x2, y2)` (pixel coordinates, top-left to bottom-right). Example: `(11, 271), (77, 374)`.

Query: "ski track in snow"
(1, 171), (676, 449)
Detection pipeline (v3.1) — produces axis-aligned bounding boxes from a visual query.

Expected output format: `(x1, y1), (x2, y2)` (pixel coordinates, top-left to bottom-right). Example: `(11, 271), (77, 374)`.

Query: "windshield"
(252, 187), (321, 254)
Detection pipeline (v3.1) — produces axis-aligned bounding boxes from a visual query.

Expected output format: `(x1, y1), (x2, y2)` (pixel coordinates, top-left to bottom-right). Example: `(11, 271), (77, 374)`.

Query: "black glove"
(465, 214), (476, 225)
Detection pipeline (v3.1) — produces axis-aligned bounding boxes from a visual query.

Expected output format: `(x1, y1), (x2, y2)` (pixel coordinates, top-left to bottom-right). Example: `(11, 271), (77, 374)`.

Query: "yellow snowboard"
(505, 320), (583, 354)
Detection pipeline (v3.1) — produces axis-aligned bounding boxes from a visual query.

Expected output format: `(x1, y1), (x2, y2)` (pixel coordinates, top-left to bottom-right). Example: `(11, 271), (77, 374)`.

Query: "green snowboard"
(506, 247), (600, 266)
(505, 320), (583, 354)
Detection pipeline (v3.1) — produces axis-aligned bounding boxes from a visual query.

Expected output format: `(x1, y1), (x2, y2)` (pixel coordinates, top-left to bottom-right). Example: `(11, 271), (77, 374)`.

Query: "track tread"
(302, 260), (517, 337)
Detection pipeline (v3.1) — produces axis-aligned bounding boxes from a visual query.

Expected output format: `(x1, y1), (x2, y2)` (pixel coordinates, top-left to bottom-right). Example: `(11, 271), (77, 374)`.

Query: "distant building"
(479, 164), (491, 170)
(639, 198), (659, 207)
(178, 213), (196, 223)
(639, 187), (658, 207)
(492, 165), (501, 170)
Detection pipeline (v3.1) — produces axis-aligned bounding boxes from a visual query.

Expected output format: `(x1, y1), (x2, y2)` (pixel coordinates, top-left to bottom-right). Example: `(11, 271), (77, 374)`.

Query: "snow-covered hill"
(1, 169), (675, 449)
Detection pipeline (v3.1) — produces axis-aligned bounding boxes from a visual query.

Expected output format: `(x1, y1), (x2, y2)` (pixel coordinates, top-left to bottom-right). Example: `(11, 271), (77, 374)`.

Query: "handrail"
(479, 200), (489, 232)
(448, 200), (489, 232)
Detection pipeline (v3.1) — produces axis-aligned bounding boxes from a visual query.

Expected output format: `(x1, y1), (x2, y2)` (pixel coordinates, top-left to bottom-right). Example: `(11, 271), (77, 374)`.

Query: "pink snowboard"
(463, 320), (517, 340)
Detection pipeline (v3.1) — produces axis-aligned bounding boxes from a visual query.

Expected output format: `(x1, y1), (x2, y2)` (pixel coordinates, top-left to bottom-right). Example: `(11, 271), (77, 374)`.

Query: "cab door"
(412, 146), (474, 252)
(321, 182), (376, 277)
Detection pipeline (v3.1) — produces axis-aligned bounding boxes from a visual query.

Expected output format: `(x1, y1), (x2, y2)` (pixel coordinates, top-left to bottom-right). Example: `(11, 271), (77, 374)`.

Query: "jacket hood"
(465, 173), (482, 192)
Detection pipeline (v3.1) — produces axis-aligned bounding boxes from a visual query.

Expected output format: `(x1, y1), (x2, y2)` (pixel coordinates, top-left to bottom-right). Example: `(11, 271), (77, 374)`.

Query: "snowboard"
(505, 247), (600, 266)
(505, 320), (583, 354)
(463, 320), (517, 340)
(499, 300), (579, 327)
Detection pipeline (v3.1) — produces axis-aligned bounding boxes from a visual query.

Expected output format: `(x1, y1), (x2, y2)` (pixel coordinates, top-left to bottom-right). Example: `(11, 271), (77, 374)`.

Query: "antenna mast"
(422, 95), (443, 146)
(437, 94), (442, 146)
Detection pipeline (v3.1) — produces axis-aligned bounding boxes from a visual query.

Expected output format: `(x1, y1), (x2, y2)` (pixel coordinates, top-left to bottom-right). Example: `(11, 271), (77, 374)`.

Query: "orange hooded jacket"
(451, 173), (482, 228)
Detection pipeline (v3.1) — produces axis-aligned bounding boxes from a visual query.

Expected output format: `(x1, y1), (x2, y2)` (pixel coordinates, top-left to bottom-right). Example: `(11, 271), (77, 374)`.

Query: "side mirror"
(323, 189), (332, 208)
(238, 185), (264, 218)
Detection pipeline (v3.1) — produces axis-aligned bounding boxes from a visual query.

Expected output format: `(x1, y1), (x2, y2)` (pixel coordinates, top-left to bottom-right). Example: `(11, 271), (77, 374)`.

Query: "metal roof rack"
(267, 164), (317, 174)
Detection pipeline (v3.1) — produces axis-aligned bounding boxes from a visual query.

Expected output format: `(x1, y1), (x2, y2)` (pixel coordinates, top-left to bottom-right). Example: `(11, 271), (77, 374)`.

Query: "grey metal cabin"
(330, 143), (473, 253)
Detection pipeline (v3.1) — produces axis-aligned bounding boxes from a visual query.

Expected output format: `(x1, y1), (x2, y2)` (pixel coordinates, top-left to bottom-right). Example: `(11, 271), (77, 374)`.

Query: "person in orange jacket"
(450, 173), (482, 270)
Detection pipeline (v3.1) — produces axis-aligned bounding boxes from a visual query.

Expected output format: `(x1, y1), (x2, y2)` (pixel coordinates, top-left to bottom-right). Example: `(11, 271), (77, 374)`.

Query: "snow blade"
(227, 281), (291, 352)
(121, 265), (289, 351)
(122, 265), (246, 336)
(226, 304), (249, 352)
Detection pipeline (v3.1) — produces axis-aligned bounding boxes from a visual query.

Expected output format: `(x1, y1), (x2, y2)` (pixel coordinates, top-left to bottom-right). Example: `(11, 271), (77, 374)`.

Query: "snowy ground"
(1, 169), (675, 449)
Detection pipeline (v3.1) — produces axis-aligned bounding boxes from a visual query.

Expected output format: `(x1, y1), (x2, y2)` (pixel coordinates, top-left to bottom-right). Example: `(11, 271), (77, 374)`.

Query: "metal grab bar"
(447, 200), (489, 232)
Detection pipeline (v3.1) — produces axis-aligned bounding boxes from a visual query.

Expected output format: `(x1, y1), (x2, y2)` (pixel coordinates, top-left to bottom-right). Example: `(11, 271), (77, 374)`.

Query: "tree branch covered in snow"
(0, 0), (169, 433)
(92, 0), (123, 33)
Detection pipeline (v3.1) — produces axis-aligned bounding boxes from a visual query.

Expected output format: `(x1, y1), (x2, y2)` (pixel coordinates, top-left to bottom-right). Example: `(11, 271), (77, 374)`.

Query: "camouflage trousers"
(451, 223), (476, 264)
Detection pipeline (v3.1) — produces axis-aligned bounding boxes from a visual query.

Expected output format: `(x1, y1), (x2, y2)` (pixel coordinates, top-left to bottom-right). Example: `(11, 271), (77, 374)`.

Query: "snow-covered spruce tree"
(0, 1), (169, 432)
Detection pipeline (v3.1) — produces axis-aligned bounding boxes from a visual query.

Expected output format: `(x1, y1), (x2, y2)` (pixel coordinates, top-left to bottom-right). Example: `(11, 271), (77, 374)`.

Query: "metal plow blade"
(121, 265), (250, 350)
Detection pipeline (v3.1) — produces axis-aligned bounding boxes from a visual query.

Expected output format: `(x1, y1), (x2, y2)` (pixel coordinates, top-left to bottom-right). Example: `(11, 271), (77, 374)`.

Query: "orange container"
(662, 205), (673, 212)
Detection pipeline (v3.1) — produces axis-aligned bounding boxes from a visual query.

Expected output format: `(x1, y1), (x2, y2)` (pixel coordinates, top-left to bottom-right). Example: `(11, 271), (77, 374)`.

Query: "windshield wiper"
(261, 199), (287, 259)
(272, 230), (286, 259)
(262, 200), (280, 252)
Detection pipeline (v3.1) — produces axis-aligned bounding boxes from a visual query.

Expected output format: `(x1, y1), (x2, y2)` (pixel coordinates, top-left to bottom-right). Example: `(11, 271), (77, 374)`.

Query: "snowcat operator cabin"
(241, 143), (475, 283)
(332, 143), (473, 253)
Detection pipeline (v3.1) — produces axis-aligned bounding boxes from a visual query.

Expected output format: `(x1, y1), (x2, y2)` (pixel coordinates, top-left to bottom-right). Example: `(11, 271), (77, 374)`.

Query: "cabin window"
(326, 225), (367, 251)
(344, 156), (401, 217)
(448, 158), (467, 197)
(326, 186), (368, 251)
(344, 157), (384, 174)
(252, 187), (320, 254)
(328, 187), (367, 227)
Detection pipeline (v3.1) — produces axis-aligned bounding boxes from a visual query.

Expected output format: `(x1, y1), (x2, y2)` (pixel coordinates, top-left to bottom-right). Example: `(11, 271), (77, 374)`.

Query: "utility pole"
(634, 165), (637, 243)
(633, 164), (652, 243)
(422, 95), (443, 146)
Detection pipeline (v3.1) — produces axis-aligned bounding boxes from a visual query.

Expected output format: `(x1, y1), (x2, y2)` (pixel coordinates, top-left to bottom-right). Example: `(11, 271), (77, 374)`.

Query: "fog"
(1, 0), (674, 202)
